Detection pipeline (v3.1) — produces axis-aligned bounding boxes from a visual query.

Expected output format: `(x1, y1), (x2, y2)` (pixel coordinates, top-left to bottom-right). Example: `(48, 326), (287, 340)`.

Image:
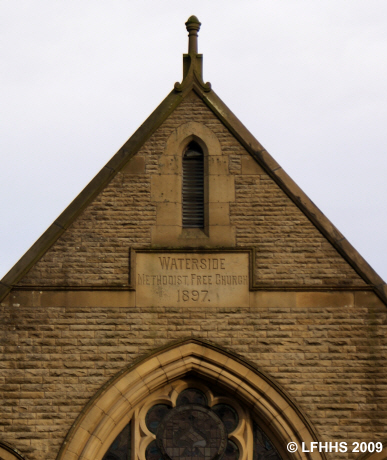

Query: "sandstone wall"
(18, 93), (364, 287)
(1, 91), (385, 460)
(1, 293), (386, 460)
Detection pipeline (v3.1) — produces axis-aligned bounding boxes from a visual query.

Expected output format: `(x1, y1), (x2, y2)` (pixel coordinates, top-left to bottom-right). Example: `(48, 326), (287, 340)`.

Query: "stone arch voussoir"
(0, 441), (27, 460)
(56, 339), (326, 460)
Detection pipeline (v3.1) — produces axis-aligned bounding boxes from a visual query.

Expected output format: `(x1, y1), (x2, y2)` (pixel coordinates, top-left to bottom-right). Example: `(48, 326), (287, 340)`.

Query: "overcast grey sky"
(1, 1), (386, 282)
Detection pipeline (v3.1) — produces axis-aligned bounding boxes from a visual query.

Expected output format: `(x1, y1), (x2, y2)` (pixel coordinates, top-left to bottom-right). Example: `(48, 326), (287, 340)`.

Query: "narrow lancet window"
(182, 141), (204, 228)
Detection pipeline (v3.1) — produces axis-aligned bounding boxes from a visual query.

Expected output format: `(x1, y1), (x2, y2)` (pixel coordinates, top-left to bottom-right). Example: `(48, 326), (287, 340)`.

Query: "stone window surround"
(0, 443), (26, 460)
(101, 378), (289, 460)
(151, 122), (236, 247)
(55, 339), (327, 460)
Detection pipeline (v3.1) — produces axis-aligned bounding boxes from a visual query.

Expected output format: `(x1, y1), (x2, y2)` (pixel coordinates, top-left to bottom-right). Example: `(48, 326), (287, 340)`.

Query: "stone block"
(151, 175), (181, 202)
(82, 434), (103, 460)
(207, 202), (230, 226)
(38, 291), (136, 308)
(67, 426), (90, 457)
(296, 291), (354, 308)
(0, 447), (18, 460)
(207, 226), (236, 246)
(151, 225), (181, 245)
(249, 291), (297, 308)
(156, 202), (181, 226)
(207, 155), (228, 175)
(157, 347), (183, 367)
(354, 291), (385, 308)
(241, 155), (266, 175)
(158, 154), (180, 175)
(208, 175), (235, 203)
(121, 156), (146, 174)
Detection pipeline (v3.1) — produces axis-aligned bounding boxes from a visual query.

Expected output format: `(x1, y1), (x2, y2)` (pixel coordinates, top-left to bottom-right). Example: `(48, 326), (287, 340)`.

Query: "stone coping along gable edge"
(1, 79), (386, 305)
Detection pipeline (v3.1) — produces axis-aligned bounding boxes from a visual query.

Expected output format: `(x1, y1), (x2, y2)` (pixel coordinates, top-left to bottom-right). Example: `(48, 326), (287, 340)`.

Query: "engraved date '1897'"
(177, 290), (209, 302)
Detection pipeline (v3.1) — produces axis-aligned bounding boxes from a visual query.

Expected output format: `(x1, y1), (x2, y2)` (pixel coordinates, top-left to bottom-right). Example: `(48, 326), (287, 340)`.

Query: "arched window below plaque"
(101, 380), (283, 460)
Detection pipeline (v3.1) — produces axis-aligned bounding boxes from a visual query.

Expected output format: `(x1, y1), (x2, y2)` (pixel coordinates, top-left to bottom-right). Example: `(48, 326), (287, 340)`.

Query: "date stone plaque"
(135, 251), (249, 307)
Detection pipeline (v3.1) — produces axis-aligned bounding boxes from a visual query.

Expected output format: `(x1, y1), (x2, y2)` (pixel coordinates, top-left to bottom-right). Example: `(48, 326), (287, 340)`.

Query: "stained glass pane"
(145, 440), (163, 460)
(176, 388), (207, 406)
(146, 404), (171, 434)
(222, 440), (239, 460)
(157, 405), (227, 460)
(102, 422), (131, 460)
(253, 422), (282, 460)
(212, 404), (239, 433)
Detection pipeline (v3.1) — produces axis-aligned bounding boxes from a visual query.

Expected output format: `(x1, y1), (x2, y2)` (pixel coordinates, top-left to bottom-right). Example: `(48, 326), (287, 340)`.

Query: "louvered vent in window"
(182, 141), (204, 228)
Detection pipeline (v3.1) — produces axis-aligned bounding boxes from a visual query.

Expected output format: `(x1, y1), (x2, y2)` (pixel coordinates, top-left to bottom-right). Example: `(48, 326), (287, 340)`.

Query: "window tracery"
(102, 380), (283, 460)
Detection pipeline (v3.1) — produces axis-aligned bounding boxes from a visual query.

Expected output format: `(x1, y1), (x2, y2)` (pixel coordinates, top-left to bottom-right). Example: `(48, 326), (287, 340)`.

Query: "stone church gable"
(1, 16), (387, 460)
(16, 91), (365, 288)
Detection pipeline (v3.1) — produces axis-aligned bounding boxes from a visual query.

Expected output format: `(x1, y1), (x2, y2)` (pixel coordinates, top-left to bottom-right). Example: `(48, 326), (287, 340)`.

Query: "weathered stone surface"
(135, 251), (249, 307)
(1, 88), (384, 460)
(1, 300), (387, 460)
(17, 93), (364, 288)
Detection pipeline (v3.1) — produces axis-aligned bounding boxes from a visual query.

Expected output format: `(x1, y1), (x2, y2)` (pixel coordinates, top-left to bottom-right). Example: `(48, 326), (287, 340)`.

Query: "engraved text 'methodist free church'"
(136, 252), (249, 307)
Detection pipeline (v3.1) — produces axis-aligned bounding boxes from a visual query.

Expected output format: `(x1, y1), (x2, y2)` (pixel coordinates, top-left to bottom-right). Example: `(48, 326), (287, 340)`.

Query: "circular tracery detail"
(146, 404), (171, 434)
(145, 388), (240, 460)
(176, 388), (207, 406)
(212, 404), (238, 434)
(157, 405), (226, 460)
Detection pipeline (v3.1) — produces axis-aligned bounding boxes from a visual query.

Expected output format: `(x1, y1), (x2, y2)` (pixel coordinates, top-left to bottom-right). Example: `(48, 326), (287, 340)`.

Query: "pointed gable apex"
(1, 18), (386, 305)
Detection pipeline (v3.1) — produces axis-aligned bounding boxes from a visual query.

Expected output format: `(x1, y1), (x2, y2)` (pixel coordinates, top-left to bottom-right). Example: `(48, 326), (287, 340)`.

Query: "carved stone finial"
(174, 16), (211, 93)
(185, 15), (201, 54)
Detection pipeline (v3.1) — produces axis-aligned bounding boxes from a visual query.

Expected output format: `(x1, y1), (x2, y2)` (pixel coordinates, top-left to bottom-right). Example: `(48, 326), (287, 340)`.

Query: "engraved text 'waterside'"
(136, 252), (249, 307)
